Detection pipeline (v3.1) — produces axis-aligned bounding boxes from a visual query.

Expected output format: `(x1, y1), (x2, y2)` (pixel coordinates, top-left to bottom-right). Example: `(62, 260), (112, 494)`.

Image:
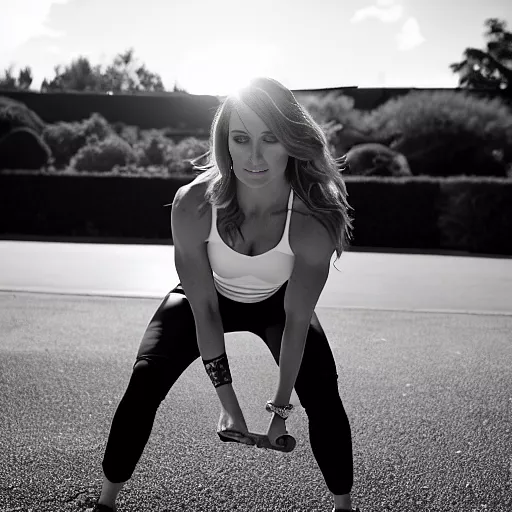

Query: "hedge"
(1, 172), (511, 255)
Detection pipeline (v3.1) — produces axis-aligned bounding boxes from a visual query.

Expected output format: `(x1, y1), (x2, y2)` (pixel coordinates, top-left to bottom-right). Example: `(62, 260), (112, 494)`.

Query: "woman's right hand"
(215, 384), (250, 441)
(217, 406), (249, 436)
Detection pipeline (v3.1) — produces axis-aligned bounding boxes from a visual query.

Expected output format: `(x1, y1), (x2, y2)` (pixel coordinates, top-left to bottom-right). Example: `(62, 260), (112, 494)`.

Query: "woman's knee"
(124, 358), (170, 405)
(295, 373), (343, 413)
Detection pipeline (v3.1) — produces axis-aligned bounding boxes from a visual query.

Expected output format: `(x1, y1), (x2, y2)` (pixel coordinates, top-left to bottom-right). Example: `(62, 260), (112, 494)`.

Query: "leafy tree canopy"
(451, 18), (512, 92)
(0, 48), (185, 94)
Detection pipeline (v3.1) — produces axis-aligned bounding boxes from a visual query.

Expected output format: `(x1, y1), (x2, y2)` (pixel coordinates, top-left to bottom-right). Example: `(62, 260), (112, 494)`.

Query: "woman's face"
(227, 103), (289, 189)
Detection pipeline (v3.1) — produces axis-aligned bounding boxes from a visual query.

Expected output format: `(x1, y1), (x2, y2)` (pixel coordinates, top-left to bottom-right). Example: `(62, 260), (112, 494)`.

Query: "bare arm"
(171, 184), (246, 423)
(274, 218), (334, 406)
(171, 184), (225, 361)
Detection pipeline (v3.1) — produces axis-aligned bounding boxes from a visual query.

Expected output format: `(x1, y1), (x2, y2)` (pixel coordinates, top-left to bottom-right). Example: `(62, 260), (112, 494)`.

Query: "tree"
(0, 65), (34, 91)
(41, 57), (100, 92)
(100, 48), (165, 93)
(173, 81), (188, 93)
(450, 18), (512, 91)
(39, 48), (167, 93)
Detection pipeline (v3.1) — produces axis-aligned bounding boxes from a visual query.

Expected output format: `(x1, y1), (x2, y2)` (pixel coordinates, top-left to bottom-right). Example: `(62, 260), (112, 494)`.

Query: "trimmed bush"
(297, 92), (370, 156)
(0, 127), (51, 171)
(362, 90), (512, 177)
(42, 113), (114, 169)
(2, 172), (510, 255)
(70, 133), (138, 172)
(80, 112), (113, 140)
(133, 129), (176, 167)
(113, 123), (140, 146)
(345, 143), (412, 177)
(167, 137), (209, 174)
(296, 91), (359, 125)
(344, 176), (441, 250)
(296, 92), (402, 157)
(0, 95), (46, 139)
(43, 116), (208, 174)
(0, 172), (192, 239)
(42, 121), (88, 168)
(437, 177), (512, 254)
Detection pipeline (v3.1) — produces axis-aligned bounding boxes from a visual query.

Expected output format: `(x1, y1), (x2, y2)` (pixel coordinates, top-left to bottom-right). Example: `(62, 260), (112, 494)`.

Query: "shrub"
(0, 127), (51, 171)
(42, 121), (88, 168)
(297, 92), (408, 158)
(297, 92), (373, 155)
(161, 126), (209, 140)
(437, 177), (512, 254)
(363, 90), (512, 177)
(70, 133), (138, 172)
(345, 143), (412, 177)
(114, 123), (140, 146)
(296, 91), (359, 125)
(168, 136), (209, 174)
(111, 164), (173, 178)
(90, 124), (206, 171)
(0, 95), (46, 139)
(80, 112), (113, 141)
(133, 129), (176, 167)
(42, 113), (114, 169)
(343, 175), (441, 250)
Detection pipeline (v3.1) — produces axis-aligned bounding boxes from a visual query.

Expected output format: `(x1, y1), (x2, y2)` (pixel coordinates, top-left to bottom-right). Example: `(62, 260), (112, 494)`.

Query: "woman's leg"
(98, 288), (200, 507)
(98, 284), (259, 508)
(256, 310), (354, 509)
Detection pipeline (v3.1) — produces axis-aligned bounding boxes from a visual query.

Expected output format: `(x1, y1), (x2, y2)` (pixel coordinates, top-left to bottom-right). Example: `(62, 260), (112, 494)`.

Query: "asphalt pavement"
(1, 240), (511, 314)
(0, 242), (511, 512)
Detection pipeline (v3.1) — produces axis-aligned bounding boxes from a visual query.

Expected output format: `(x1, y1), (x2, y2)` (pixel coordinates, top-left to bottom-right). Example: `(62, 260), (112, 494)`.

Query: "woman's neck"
(237, 180), (291, 219)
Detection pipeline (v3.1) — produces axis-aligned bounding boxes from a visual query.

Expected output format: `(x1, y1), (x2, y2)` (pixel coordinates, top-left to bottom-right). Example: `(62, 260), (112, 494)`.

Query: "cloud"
(351, 1), (403, 23)
(396, 17), (425, 51)
(0, 0), (67, 57)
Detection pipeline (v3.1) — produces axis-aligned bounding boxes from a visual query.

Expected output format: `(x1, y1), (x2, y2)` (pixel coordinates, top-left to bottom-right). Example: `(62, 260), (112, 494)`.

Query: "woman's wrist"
(202, 351), (232, 388)
(272, 390), (293, 407)
(216, 384), (244, 418)
(266, 400), (294, 420)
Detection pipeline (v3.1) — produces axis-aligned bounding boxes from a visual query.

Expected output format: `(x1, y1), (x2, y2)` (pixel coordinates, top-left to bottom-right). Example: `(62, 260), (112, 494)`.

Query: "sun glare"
(177, 42), (281, 96)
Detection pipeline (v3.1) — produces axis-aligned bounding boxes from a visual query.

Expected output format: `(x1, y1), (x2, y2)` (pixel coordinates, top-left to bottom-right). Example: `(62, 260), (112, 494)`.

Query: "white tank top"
(206, 187), (295, 303)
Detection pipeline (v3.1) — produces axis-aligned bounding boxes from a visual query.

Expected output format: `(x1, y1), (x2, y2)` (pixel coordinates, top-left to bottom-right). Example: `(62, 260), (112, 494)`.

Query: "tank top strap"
(284, 187), (294, 229)
(287, 186), (294, 210)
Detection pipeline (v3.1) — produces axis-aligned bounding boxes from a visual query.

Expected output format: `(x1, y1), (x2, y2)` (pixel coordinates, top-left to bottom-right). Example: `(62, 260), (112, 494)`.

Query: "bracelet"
(202, 352), (232, 388)
(265, 400), (294, 420)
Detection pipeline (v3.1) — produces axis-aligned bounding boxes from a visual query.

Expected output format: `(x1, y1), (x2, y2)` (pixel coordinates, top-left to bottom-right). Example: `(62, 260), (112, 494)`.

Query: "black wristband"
(202, 352), (232, 388)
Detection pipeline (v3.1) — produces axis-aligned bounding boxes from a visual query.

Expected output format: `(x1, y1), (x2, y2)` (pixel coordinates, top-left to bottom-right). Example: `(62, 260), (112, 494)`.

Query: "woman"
(93, 77), (358, 512)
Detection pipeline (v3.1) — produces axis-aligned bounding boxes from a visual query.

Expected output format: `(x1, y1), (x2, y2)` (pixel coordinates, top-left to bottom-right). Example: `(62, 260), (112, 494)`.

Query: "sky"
(1, 0), (511, 96)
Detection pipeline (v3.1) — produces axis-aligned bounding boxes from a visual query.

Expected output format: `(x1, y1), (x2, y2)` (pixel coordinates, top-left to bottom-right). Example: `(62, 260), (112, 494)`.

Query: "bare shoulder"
(290, 194), (335, 262)
(174, 175), (208, 208)
(172, 177), (211, 241)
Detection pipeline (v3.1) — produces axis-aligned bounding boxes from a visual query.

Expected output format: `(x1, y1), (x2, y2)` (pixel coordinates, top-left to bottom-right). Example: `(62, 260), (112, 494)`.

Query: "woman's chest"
(217, 196), (307, 257)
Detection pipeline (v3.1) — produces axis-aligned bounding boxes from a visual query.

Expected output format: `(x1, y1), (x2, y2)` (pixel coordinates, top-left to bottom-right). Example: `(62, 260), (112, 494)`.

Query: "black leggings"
(102, 281), (353, 495)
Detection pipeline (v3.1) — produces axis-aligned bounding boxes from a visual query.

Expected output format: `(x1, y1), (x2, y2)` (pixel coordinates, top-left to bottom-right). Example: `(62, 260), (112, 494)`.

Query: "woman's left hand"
(266, 412), (289, 447)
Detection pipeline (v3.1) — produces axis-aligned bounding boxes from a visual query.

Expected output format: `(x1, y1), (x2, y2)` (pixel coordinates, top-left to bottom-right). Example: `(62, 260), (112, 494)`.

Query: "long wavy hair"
(191, 77), (354, 267)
